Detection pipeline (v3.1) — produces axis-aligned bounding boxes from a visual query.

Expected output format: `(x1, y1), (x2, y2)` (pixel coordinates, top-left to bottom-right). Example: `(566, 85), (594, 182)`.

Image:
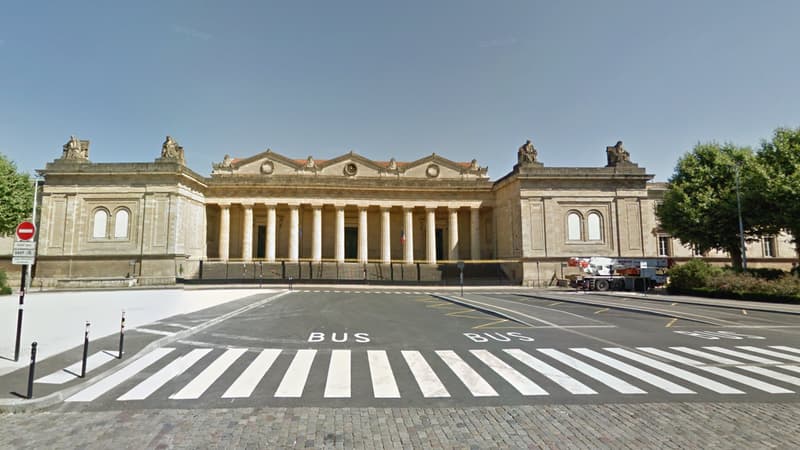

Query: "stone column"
(335, 206), (345, 262)
(448, 207), (459, 261)
(470, 207), (481, 260)
(403, 207), (414, 264)
(218, 204), (230, 261)
(266, 205), (276, 262)
(358, 206), (368, 263)
(380, 207), (391, 264)
(426, 207), (436, 264)
(312, 205), (322, 262)
(242, 204), (253, 261)
(288, 205), (299, 261)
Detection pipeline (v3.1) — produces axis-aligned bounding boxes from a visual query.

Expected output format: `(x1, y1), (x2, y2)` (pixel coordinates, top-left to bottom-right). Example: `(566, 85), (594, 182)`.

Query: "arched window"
(567, 212), (581, 241)
(92, 209), (108, 239)
(587, 212), (602, 241)
(114, 209), (129, 238)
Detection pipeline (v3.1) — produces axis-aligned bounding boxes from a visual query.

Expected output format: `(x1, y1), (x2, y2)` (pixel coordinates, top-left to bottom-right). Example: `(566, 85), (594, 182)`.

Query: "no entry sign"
(16, 221), (36, 241)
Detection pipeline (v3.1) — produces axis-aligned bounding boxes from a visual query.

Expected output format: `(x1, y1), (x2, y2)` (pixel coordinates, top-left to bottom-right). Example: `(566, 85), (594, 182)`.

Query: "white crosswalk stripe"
(119, 349), (211, 401)
(324, 350), (351, 398)
(275, 349), (316, 397)
(37, 351), (118, 384)
(368, 350), (400, 398)
(171, 348), (248, 399)
(609, 348), (744, 394)
(62, 345), (800, 403)
(470, 350), (546, 396)
(402, 350), (449, 397)
(504, 349), (596, 394)
(636, 348), (792, 394)
(770, 346), (800, 355)
(66, 347), (175, 402)
(702, 347), (780, 364)
(572, 348), (694, 394)
(437, 350), (497, 396)
(735, 346), (800, 363)
(537, 348), (646, 394)
(222, 349), (281, 398)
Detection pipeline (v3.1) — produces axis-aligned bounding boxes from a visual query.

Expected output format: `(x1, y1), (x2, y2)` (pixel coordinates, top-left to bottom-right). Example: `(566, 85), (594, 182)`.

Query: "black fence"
(180, 260), (513, 286)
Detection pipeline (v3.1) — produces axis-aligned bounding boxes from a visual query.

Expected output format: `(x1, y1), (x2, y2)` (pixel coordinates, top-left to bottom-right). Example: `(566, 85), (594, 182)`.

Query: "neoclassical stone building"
(29, 136), (795, 287)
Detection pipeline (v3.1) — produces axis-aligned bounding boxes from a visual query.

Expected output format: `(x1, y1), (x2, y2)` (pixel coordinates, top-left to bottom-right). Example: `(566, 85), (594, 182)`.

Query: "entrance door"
(345, 227), (358, 260)
(256, 225), (266, 259)
(435, 228), (444, 261)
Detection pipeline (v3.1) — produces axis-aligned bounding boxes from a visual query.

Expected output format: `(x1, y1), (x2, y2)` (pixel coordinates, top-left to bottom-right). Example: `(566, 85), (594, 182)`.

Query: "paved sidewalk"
(0, 288), (270, 376)
(1, 402), (798, 449)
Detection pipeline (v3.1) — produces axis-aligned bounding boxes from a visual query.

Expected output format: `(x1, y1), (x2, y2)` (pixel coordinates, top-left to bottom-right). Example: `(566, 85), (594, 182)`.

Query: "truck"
(566, 256), (670, 291)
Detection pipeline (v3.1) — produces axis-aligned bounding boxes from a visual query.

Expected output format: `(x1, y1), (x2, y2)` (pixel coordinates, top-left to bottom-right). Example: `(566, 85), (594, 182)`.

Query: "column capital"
(218, 202), (231, 209)
(311, 204), (323, 210)
(240, 201), (254, 208)
(425, 206), (437, 212)
(358, 205), (369, 212)
(380, 206), (391, 212)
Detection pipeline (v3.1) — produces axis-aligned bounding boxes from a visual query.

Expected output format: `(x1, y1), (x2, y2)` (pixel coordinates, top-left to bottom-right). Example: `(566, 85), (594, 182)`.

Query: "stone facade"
(15, 136), (795, 287)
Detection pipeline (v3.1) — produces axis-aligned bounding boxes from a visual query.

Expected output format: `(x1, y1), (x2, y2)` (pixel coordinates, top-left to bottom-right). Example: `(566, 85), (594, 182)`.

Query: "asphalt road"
(42, 288), (800, 412)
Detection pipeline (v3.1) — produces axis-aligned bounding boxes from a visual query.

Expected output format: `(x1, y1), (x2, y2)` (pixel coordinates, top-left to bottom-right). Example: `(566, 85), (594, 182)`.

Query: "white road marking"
(573, 348), (694, 394)
(170, 348), (247, 399)
(37, 351), (118, 384)
(66, 348), (175, 402)
(770, 346), (800, 355)
(324, 350), (351, 398)
(368, 350), (400, 398)
(669, 347), (742, 365)
(608, 348), (743, 394)
(437, 350), (498, 397)
(735, 346), (800, 363)
(470, 350), (546, 395)
(134, 328), (175, 336)
(222, 349), (282, 398)
(275, 349), (317, 397)
(738, 366), (800, 387)
(537, 349), (645, 394)
(636, 348), (790, 394)
(118, 349), (211, 401)
(702, 347), (780, 364)
(504, 349), (596, 394)
(401, 351), (449, 398)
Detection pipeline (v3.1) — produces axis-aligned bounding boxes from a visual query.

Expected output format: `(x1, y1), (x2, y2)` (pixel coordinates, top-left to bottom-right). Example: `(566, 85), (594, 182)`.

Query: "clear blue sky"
(1, 1), (798, 181)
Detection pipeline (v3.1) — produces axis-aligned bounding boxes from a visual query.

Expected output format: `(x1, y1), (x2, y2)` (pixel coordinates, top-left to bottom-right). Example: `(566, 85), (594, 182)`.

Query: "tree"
(656, 142), (759, 270)
(755, 126), (800, 259)
(0, 153), (34, 235)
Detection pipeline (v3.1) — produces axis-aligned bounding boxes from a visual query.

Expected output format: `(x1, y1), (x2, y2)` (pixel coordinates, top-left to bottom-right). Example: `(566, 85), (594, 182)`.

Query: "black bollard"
(118, 310), (125, 359)
(14, 267), (26, 361)
(27, 342), (37, 399)
(81, 321), (90, 378)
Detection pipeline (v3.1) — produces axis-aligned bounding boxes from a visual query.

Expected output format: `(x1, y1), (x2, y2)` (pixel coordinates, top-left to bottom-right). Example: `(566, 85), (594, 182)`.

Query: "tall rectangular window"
(658, 236), (671, 256)
(763, 237), (776, 257)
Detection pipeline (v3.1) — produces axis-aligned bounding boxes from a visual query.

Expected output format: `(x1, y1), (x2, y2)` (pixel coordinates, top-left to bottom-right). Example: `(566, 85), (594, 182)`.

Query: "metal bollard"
(27, 342), (37, 399)
(288, 276), (293, 291)
(118, 310), (125, 359)
(81, 321), (90, 378)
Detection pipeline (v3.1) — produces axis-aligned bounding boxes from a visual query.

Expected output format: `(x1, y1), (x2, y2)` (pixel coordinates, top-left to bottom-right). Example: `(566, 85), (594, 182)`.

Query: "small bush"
(667, 259), (721, 293)
(745, 267), (786, 281)
(0, 270), (10, 295)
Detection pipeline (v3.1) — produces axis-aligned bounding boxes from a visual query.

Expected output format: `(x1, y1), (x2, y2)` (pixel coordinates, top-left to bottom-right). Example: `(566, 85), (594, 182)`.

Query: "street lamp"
(734, 163), (747, 271)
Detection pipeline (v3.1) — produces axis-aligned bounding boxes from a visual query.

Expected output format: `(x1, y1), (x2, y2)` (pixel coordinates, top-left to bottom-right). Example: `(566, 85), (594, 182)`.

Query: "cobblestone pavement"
(1, 402), (799, 449)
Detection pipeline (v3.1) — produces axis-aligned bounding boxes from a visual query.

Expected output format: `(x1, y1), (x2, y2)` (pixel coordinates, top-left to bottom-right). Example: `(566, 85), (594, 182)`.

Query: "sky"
(1, 1), (799, 182)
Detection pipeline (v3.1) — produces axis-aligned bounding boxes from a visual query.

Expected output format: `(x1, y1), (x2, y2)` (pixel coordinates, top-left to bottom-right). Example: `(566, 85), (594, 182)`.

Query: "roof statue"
(606, 140), (634, 167)
(517, 139), (538, 165)
(159, 135), (186, 164)
(387, 158), (397, 170)
(305, 156), (317, 169)
(212, 154), (234, 171)
(61, 135), (90, 161)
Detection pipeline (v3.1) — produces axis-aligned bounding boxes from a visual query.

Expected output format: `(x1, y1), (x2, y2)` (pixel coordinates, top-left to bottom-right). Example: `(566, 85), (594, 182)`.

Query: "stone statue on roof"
(61, 135), (89, 161)
(160, 135), (185, 164)
(388, 158), (397, 170)
(305, 156), (316, 169)
(606, 140), (632, 167)
(517, 139), (538, 164)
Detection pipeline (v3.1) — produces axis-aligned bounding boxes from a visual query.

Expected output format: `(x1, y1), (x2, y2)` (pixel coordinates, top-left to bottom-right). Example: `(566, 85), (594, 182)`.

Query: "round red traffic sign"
(16, 221), (36, 241)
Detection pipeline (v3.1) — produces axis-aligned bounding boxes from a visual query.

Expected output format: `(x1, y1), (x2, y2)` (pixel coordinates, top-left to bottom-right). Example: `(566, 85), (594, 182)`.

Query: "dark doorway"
(345, 227), (358, 260)
(436, 228), (444, 260)
(256, 225), (266, 259)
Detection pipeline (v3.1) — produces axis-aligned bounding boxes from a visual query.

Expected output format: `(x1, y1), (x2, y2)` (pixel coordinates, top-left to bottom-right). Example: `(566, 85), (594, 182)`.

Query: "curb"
(0, 290), (290, 413)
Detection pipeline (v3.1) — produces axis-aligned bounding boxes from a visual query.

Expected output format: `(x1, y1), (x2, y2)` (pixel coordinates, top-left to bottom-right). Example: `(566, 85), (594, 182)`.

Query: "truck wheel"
(595, 279), (610, 291)
(612, 279), (626, 290)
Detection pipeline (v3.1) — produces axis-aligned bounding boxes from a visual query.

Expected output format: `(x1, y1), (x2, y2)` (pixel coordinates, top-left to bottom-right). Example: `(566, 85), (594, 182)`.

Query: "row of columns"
(217, 204), (482, 264)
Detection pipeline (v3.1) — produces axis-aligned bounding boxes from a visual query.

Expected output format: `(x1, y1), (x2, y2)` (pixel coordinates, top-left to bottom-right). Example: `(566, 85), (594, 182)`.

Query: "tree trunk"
(727, 245), (743, 271)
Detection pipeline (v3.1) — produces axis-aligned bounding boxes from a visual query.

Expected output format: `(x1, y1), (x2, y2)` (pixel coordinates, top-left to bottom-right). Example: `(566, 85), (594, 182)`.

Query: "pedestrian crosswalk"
(64, 345), (800, 403)
(293, 290), (520, 295)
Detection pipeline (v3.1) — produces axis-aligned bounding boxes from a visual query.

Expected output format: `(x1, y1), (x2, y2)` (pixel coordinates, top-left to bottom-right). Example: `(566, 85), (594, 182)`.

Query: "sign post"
(12, 221), (36, 361)
(457, 261), (465, 296)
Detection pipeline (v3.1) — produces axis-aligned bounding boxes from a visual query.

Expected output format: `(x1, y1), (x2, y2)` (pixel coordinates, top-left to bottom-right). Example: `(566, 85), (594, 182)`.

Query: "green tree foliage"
(0, 153), (34, 235)
(754, 126), (800, 259)
(656, 142), (757, 270)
